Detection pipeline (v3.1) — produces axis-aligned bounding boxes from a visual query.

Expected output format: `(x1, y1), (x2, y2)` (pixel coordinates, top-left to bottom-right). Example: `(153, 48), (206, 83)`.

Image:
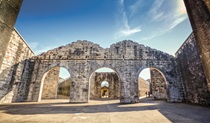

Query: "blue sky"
(15, 0), (192, 79)
(15, 0), (192, 56)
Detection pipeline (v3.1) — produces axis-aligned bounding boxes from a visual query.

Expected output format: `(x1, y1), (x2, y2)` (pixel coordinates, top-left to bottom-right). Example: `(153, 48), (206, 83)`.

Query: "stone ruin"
(0, 0), (210, 106)
(0, 38), (184, 103)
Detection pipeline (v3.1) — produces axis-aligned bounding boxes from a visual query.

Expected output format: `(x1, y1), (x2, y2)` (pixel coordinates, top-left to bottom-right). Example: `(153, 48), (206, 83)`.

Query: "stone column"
(0, 0), (23, 70)
(184, 0), (210, 90)
(120, 60), (139, 103)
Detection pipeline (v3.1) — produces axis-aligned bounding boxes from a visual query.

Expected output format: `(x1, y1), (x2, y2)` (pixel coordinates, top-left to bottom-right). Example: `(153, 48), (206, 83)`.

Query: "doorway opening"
(138, 67), (167, 100)
(39, 67), (71, 102)
(89, 67), (120, 101)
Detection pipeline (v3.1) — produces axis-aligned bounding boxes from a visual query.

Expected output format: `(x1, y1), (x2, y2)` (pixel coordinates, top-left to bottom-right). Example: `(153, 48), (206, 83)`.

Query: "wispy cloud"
(149, 0), (165, 15)
(120, 0), (124, 5)
(115, 0), (141, 38)
(129, 0), (143, 18)
(140, 0), (187, 41)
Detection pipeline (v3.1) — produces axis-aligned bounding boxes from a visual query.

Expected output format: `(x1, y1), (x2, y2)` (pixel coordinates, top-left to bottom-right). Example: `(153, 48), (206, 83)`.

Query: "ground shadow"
(0, 98), (210, 122)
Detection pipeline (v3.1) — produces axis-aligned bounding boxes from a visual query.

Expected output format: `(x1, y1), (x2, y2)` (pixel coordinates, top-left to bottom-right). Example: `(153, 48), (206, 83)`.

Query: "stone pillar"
(184, 0), (210, 90)
(120, 61), (139, 103)
(0, 0), (23, 70)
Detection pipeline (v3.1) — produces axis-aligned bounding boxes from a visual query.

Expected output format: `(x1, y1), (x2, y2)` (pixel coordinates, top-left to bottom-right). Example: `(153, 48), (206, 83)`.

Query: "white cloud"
(150, 12), (164, 22)
(149, 0), (165, 15)
(129, 0), (143, 18)
(120, 28), (141, 36)
(168, 15), (187, 30)
(120, 0), (124, 5)
(141, 0), (187, 41)
(115, 0), (141, 38)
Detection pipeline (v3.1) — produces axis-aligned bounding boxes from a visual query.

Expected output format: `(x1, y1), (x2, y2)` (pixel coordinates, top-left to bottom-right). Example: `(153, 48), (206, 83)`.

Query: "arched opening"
(39, 67), (71, 102)
(101, 81), (109, 98)
(138, 67), (167, 100)
(89, 67), (120, 101)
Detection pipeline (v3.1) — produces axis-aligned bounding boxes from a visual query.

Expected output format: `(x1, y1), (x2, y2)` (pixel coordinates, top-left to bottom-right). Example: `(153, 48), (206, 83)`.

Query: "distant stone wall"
(27, 40), (182, 103)
(90, 72), (120, 99)
(176, 33), (210, 105)
(0, 29), (34, 103)
(150, 68), (167, 100)
(58, 78), (71, 97)
(41, 67), (60, 99)
(138, 77), (150, 97)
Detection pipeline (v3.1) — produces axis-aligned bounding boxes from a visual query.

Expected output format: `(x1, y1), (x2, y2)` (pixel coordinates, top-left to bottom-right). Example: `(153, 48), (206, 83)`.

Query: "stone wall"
(0, 0), (23, 71)
(41, 67), (60, 99)
(176, 33), (210, 105)
(27, 40), (182, 103)
(90, 72), (120, 99)
(184, 0), (210, 90)
(138, 77), (150, 97)
(150, 68), (167, 100)
(58, 77), (71, 97)
(0, 29), (34, 103)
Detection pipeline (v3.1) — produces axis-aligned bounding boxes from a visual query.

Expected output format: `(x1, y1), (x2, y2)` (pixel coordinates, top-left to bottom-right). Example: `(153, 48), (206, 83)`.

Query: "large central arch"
(27, 40), (183, 103)
(88, 67), (121, 100)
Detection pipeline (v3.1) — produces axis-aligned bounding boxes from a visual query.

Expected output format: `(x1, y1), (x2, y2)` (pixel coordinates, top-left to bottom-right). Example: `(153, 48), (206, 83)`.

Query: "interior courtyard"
(0, 0), (210, 122)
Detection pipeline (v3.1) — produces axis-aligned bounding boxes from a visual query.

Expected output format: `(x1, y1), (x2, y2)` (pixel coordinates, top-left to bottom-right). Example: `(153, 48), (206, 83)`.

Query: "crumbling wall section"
(176, 33), (210, 105)
(28, 40), (182, 103)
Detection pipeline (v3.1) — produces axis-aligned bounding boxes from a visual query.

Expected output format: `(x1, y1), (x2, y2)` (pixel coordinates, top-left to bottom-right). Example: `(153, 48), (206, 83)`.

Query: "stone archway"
(26, 40), (183, 103)
(38, 65), (71, 102)
(136, 65), (181, 102)
(89, 68), (121, 100)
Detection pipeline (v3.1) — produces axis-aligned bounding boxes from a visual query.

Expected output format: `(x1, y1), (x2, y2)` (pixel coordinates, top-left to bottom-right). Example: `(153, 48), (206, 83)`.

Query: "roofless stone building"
(0, 0), (209, 106)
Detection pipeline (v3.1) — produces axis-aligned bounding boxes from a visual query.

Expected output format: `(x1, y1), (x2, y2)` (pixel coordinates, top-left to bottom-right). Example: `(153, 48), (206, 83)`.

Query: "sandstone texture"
(0, 29), (34, 103)
(0, 0), (23, 70)
(41, 67), (60, 99)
